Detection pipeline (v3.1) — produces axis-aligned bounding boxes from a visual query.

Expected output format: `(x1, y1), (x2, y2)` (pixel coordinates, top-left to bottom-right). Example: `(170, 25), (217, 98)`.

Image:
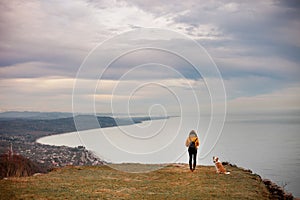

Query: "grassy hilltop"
(0, 163), (287, 200)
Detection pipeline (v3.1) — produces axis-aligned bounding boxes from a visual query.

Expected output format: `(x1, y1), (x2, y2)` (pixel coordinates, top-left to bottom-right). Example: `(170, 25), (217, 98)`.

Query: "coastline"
(223, 162), (294, 199)
(0, 115), (169, 170)
(0, 115), (299, 198)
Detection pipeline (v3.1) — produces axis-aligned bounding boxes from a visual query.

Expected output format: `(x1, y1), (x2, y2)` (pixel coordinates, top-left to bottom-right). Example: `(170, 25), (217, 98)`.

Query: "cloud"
(0, 77), (74, 111)
(125, 0), (300, 82)
(227, 86), (300, 114)
(215, 55), (300, 81)
(71, 77), (219, 115)
(0, 0), (299, 114)
(0, 1), (96, 70)
(223, 75), (292, 100)
(0, 62), (72, 78)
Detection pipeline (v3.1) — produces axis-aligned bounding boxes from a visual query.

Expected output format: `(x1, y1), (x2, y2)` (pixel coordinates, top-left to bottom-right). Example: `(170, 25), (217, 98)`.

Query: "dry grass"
(0, 164), (272, 200)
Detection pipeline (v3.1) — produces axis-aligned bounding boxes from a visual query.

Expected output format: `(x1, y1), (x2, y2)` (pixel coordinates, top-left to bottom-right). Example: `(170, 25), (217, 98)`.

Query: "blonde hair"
(189, 130), (197, 137)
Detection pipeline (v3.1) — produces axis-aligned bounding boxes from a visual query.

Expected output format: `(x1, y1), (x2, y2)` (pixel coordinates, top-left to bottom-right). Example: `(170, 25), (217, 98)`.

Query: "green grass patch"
(0, 164), (272, 200)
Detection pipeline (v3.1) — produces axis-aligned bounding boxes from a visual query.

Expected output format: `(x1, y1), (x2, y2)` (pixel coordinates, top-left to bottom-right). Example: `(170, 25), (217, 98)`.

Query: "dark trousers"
(188, 147), (197, 170)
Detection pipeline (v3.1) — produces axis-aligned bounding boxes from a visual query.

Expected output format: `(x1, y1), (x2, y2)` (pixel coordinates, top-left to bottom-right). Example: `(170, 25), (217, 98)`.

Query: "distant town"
(0, 111), (168, 170)
(1, 135), (104, 169)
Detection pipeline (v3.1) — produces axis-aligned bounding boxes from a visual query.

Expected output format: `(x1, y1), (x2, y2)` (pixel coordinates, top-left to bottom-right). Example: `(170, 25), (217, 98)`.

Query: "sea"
(37, 114), (300, 197)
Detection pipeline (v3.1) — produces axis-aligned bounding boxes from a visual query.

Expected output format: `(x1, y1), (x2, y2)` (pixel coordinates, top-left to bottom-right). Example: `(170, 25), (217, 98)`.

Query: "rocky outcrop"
(263, 179), (294, 200)
(222, 162), (294, 200)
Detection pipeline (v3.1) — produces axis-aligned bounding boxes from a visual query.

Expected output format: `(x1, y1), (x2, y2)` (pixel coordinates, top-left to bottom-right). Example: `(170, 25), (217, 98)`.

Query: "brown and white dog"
(213, 156), (230, 174)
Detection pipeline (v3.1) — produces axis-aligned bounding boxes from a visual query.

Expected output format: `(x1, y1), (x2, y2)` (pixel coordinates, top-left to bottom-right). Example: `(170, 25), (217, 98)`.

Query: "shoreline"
(1, 115), (299, 198)
(0, 116), (170, 171)
(221, 162), (295, 199)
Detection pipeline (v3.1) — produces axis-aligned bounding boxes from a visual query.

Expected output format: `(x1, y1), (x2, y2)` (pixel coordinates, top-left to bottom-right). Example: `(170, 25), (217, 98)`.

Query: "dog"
(213, 156), (230, 174)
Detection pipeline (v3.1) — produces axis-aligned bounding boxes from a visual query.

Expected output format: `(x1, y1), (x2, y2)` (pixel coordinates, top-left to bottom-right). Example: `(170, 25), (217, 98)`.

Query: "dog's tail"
(225, 172), (230, 175)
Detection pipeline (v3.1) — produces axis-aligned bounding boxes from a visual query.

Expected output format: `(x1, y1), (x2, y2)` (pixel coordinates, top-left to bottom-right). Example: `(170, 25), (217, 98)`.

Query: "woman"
(185, 130), (200, 171)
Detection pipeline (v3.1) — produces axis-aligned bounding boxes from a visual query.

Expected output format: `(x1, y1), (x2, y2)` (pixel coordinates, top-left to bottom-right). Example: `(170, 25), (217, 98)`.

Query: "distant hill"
(0, 111), (171, 121)
(0, 115), (165, 142)
(0, 116), (118, 141)
(0, 111), (73, 120)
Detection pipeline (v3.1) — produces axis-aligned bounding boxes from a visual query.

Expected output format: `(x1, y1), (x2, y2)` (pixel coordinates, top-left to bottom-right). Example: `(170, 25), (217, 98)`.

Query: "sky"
(0, 0), (300, 117)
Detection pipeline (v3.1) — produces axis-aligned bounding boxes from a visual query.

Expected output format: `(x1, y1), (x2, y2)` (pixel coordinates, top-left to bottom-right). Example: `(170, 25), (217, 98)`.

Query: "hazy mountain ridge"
(0, 111), (170, 142)
(0, 116), (117, 140)
(0, 111), (73, 120)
